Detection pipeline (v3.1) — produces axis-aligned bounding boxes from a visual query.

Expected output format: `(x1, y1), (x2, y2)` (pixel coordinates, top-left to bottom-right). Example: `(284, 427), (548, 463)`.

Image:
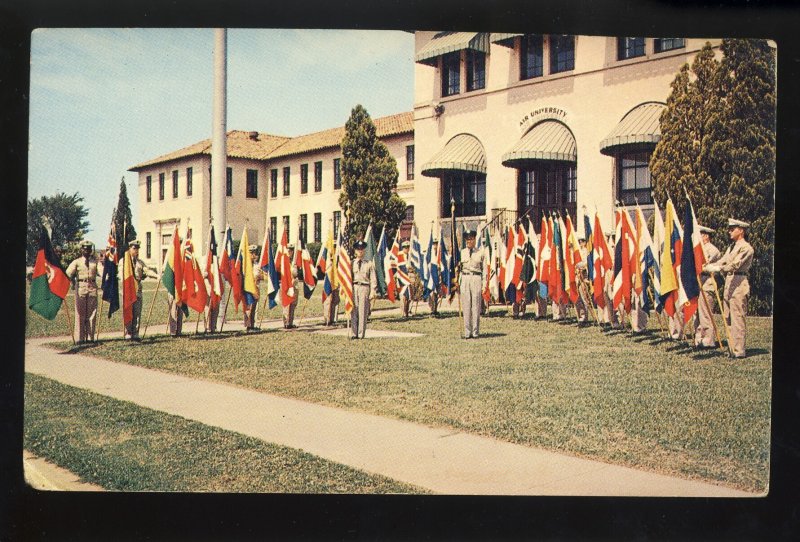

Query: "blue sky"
(28, 28), (415, 246)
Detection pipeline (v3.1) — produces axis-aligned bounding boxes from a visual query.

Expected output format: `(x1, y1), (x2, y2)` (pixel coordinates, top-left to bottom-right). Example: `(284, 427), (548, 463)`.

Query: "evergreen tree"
(27, 192), (90, 265)
(338, 104), (406, 248)
(112, 177), (137, 254)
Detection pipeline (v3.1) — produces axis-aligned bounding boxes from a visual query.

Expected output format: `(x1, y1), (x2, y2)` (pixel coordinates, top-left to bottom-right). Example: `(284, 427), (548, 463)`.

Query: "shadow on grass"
(474, 332), (508, 339)
(692, 348), (731, 360)
(746, 348), (770, 357)
(664, 341), (695, 353)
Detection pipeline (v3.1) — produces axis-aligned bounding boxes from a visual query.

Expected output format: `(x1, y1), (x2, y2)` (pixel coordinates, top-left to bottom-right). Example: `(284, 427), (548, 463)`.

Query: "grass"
(45, 297), (773, 493)
(24, 373), (427, 493)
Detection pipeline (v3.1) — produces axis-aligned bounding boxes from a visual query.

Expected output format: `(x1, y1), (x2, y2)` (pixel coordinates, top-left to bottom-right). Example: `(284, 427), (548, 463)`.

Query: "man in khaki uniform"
(400, 240), (414, 318)
(350, 240), (377, 339)
(282, 243), (300, 329)
(125, 240), (156, 340)
(574, 237), (589, 325)
(428, 239), (440, 316)
(66, 240), (99, 343)
(243, 245), (262, 330)
(702, 218), (754, 358)
(460, 230), (485, 339)
(694, 225), (722, 347)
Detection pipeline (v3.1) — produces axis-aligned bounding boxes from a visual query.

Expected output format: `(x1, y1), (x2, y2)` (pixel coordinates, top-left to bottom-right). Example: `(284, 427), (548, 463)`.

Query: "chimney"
(248, 131), (259, 141)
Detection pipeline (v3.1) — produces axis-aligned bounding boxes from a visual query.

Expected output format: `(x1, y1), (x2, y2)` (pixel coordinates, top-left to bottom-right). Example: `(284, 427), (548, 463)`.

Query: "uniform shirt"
(716, 238), (754, 275)
(66, 256), (99, 295)
(352, 257), (377, 295)
(460, 246), (484, 278)
(699, 242), (721, 291)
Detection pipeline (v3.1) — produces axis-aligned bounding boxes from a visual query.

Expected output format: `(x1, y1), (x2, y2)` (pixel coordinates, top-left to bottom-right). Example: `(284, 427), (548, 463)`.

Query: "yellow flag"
(241, 227), (259, 301)
(659, 198), (678, 296)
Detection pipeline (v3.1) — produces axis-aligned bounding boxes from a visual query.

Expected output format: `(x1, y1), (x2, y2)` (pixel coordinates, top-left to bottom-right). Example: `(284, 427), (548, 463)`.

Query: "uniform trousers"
(74, 292), (98, 342)
(125, 287), (143, 338)
(724, 275), (749, 357)
(351, 284), (371, 338)
(694, 288), (718, 347)
(461, 274), (482, 338)
(535, 294), (548, 318)
(168, 295), (183, 336)
(323, 289), (340, 325)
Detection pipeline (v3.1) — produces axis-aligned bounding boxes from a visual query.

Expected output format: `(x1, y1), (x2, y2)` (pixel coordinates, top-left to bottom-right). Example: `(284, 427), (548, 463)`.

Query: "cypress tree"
(113, 177), (137, 254)
(339, 105), (407, 248)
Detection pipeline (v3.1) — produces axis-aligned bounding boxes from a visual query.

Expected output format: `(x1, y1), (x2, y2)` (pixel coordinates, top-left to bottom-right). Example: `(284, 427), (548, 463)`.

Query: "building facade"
(412, 32), (721, 241)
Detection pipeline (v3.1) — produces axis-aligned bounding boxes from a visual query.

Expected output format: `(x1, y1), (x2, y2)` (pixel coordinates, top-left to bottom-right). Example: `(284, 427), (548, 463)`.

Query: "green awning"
(600, 102), (666, 155)
(415, 32), (489, 66)
(421, 133), (486, 177)
(502, 121), (577, 166)
(491, 33), (523, 47)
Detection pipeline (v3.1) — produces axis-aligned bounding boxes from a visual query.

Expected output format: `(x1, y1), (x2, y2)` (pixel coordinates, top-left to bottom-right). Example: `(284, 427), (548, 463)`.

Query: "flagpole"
(63, 291), (76, 346)
(121, 220), (127, 337)
(710, 274), (734, 355)
(297, 296), (310, 326)
(220, 238), (243, 333)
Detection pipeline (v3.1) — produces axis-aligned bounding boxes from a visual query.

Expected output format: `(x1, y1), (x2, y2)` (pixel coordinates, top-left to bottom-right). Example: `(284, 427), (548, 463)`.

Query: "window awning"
(421, 133), (486, 177)
(501, 121), (577, 166)
(415, 32), (489, 66)
(599, 102), (666, 155)
(491, 33), (523, 47)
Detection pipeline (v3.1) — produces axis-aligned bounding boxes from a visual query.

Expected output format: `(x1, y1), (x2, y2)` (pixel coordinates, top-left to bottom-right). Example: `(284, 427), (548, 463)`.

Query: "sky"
(28, 28), (415, 246)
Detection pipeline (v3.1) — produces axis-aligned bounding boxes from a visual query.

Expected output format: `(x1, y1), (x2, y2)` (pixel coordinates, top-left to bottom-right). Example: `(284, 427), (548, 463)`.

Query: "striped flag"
(182, 240), (209, 314)
(384, 229), (399, 302)
(161, 224), (184, 310)
(240, 227), (258, 308)
(678, 197), (705, 322)
(220, 224), (234, 285)
(100, 222), (120, 318)
(122, 247), (137, 326)
(374, 225), (388, 296)
(612, 208), (634, 313)
(259, 226), (278, 308)
(206, 226), (223, 310)
(298, 238), (317, 299)
(659, 198), (682, 317)
(583, 211), (594, 283)
(635, 204), (659, 312)
(652, 198), (666, 313)
(28, 226), (70, 320)
(337, 228), (353, 314)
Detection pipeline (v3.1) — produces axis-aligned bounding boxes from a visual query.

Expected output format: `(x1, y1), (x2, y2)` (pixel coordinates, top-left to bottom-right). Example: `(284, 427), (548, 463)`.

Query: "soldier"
(350, 240), (377, 339)
(702, 218), (754, 358)
(460, 229), (485, 339)
(125, 239), (156, 340)
(428, 239), (440, 316)
(602, 234), (620, 329)
(282, 243), (300, 329)
(694, 225), (722, 347)
(66, 240), (100, 343)
(400, 240), (413, 318)
(243, 245), (262, 330)
(574, 237), (589, 325)
(321, 241), (340, 326)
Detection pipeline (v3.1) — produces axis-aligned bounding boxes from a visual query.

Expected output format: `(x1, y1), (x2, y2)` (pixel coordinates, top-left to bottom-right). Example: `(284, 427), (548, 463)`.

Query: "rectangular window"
(618, 37), (646, 60)
(617, 151), (653, 205)
(283, 167), (290, 196)
(226, 167), (233, 197)
(333, 158), (341, 189)
(158, 173), (165, 200)
(246, 169), (258, 198)
(654, 38), (685, 53)
(146, 232), (151, 259)
(405, 205), (414, 222)
(314, 161), (322, 192)
(519, 162), (578, 226)
(441, 172), (487, 218)
(269, 217), (277, 246)
(172, 170), (178, 198)
(406, 145), (415, 180)
(313, 212), (322, 243)
(520, 34), (544, 80)
(270, 169), (278, 198)
(300, 164), (309, 194)
(186, 167), (193, 197)
(146, 176), (152, 202)
(441, 52), (460, 97)
(300, 214), (308, 245)
(282, 215), (290, 241)
(466, 50), (485, 91)
(333, 211), (341, 235)
(549, 35), (575, 73)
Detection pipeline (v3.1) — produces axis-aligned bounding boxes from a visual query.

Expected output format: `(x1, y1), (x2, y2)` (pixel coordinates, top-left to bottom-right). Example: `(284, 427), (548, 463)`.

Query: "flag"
(482, 226), (493, 304)
(659, 198), (681, 317)
(374, 225), (388, 296)
(277, 226), (295, 307)
(259, 226), (278, 308)
(363, 224), (375, 261)
(592, 214), (612, 309)
(231, 241), (244, 312)
(611, 208), (634, 313)
(522, 219), (537, 303)
(384, 229), (399, 302)
(299, 239), (317, 299)
(424, 229), (439, 300)
(100, 223), (120, 318)
(122, 247), (137, 326)
(181, 240), (209, 314)
(678, 197), (705, 322)
(206, 226), (223, 310)
(220, 224), (234, 285)
(28, 226), (70, 320)
(635, 204), (660, 312)
(240, 227), (258, 308)
(652, 198), (666, 313)
(337, 229), (353, 314)
(410, 224), (425, 286)
(537, 216), (551, 300)
(449, 221), (461, 296)
(316, 231), (331, 304)
(583, 211), (594, 283)
(490, 229), (502, 302)
(438, 228), (450, 297)
(550, 216), (566, 305)
(161, 225), (185, 315)
(563, 214), (579, 304)
(513, 224), (527, 304)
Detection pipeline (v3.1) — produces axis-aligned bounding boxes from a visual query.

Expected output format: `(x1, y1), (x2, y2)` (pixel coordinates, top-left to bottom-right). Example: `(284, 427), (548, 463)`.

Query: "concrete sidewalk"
(24, 337), (755, 496)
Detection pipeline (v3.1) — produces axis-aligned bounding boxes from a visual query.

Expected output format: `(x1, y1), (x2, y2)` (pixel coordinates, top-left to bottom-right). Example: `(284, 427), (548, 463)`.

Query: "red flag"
(206, 226), (223, 310)
(122, 248), (137, 326)
(279, 226), (296, 307)
(592, 214), (611, 309)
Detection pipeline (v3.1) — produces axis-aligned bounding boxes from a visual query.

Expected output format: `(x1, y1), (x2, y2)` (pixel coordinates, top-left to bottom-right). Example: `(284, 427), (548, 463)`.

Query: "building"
(412, 32), (721, 241)
(129, 112), (413, 271)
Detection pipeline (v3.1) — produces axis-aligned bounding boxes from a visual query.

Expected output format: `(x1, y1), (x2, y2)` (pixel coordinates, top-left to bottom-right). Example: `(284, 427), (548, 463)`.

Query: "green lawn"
(43, 300), (772, 493)
(24, 374), (426, 493)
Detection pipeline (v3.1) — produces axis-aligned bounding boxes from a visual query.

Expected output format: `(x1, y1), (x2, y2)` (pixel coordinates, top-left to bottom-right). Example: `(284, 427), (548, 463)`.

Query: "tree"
(27, 192), (90, 265)
(112, 176), (137, 254)
(651, 39), (775, 315)
(338, 104), (406, 248)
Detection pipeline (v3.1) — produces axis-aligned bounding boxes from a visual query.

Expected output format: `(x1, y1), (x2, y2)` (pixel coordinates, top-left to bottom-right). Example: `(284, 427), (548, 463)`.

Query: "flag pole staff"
(709, 274), (733, 355)
(451, 199), (463, 338)
(121, 220), (127, 337)
(645, 270), (666, 335)
(140, 266), (163, 340)
(220, 234), (243, 333)
(63, 289), (76, 346)
(345, 207), (352, 339)
(257, 230), (271, 330)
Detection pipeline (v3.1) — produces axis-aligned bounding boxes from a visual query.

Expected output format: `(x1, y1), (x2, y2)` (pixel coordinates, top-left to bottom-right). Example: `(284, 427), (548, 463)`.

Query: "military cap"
(698, 225), (714, 234)
(287, 243), (295, 250)
(353, 240), (367, 250)
(578, 236), (586, 242)
(79, 239), (94, 249)
(464, 229), (477, 239)
(248, 244), (258, 252)
(727, 218), (750, 229)
(401, 240), (410, 248)
(128, 239), (141, 248)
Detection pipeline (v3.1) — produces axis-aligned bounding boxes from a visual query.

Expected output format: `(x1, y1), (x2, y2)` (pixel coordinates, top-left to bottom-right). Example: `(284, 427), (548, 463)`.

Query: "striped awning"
(502, 121), (577, 166)
(599, 102), (666, 155)
(491, 33), (523, 47)
(421, 134), (486, 177)
(415, 32), (489, 66)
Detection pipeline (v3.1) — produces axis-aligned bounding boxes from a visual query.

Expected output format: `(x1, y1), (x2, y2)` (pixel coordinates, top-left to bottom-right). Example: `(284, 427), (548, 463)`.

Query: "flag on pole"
(374, 225), (388, 296)
(384, 229), (399, 302)
(635, 204), (659, 312)
(161, 224), (184, 308)
(611, 208), (634, 313)
(100, 223), (120, 317)
(298, 238), (317, 299)
(550, 215), (566, 305)
(240, 227), (258, 308)
(258, 226), (278, 308)
(652, 198), (666, 313)
(410, 224), (425, 289)
(482, 226), (493, 304)
(181, 240), (209, 314)
(122, 247), (137, 326)
(206, 226), (223, 310)
(522, 219), (537, 303)
(337, 228), (353, 314)
(277, 225), (295, 307)
(537, 216), (551, 300)
(424, 229), (439, 300)
(220, 224), (234, 285)
(438, 228), (450, 297)
(583, 211), (594, 283)
(28, 226), (70, 320)
(659, 198), (681, 317)
(678, 197), (704, 322)
(592, 214), (612, 309)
